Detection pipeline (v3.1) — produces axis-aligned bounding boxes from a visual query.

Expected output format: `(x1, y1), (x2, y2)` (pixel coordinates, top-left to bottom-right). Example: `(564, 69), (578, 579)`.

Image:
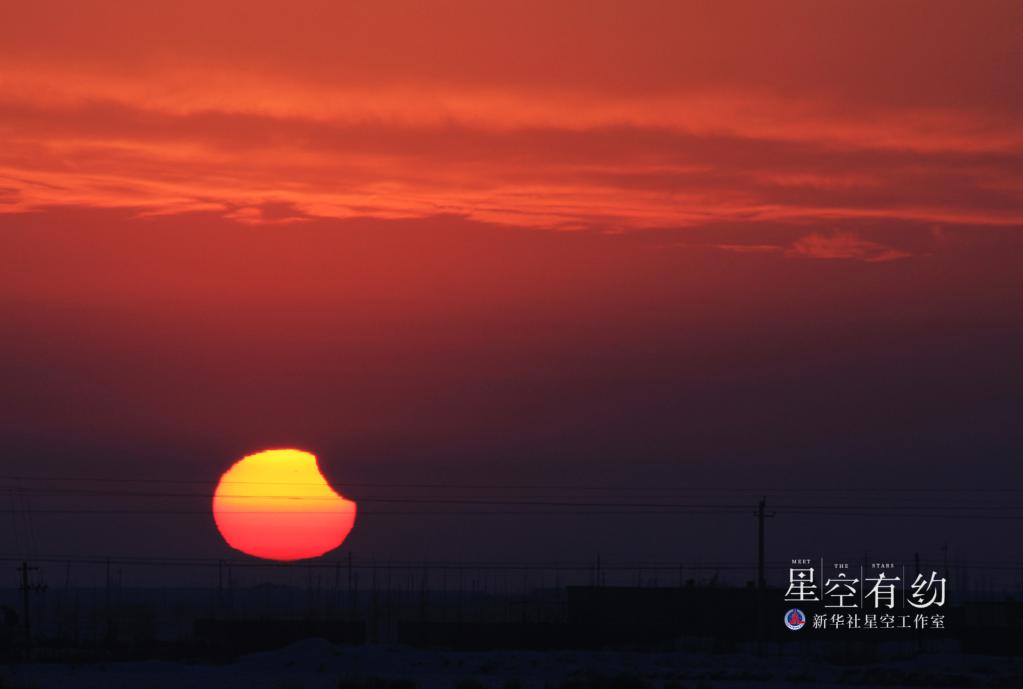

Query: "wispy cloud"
(786, 232), (915, 262)
(713, 243), (784, 255)
(716, 230), (918, 262)
(0, 2), (1021, 235)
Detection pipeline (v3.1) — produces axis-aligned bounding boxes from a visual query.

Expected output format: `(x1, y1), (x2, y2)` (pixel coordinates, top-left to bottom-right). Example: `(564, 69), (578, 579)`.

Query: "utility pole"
(914, 551), (923, 652)
(334, 557), (344, 618)
(104, 557), (113, 647)
(756, 497), (772, 589)
(17, 560), (44, 654)
(754, 497), (775, 655)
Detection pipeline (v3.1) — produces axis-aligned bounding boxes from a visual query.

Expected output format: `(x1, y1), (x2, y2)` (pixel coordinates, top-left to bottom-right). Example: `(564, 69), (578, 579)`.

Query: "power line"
(2, 554), (1008, 571)
(3, 474), (1022, 493)
(6, 504), (1023, 515)
(2, 486), (1022, 511)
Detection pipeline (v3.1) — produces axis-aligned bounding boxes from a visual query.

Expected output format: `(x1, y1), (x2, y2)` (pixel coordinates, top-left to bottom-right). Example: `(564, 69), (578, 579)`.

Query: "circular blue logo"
(784, 608), (806, 630)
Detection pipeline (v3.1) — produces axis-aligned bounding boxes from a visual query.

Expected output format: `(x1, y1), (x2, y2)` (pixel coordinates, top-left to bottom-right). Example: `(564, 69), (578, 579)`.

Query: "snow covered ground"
(4, 640), (1023, 689)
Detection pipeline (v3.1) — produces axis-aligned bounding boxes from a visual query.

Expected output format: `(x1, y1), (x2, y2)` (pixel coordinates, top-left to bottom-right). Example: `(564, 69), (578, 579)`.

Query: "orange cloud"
(0, 1), (1021, 233)
(787, 232), (914, 262)
(716, 231), (917, 262)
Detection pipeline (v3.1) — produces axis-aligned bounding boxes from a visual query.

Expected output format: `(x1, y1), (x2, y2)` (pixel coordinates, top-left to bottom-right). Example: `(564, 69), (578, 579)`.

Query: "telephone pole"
(754, 497), (775, 654)
(757, 498), (767, 589)
(17, 560), (44, 654)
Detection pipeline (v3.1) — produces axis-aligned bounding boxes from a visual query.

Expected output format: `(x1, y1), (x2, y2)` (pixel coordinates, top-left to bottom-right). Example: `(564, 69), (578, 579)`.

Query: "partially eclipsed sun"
(213, 449), (357, 561)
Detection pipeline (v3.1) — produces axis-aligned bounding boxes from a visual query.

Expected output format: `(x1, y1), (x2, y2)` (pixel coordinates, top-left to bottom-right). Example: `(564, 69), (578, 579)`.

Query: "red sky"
(1, 0), (1021, 234)
(2, 1), (1022, 563)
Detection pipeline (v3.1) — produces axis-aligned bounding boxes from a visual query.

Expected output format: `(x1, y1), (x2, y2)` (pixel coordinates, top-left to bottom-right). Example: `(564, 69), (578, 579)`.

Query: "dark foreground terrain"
(6, 639), (1023, 689)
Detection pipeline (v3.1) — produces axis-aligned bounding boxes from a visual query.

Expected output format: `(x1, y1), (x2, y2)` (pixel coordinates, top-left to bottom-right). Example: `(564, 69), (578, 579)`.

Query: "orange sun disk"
(212, 449), (357, 561)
